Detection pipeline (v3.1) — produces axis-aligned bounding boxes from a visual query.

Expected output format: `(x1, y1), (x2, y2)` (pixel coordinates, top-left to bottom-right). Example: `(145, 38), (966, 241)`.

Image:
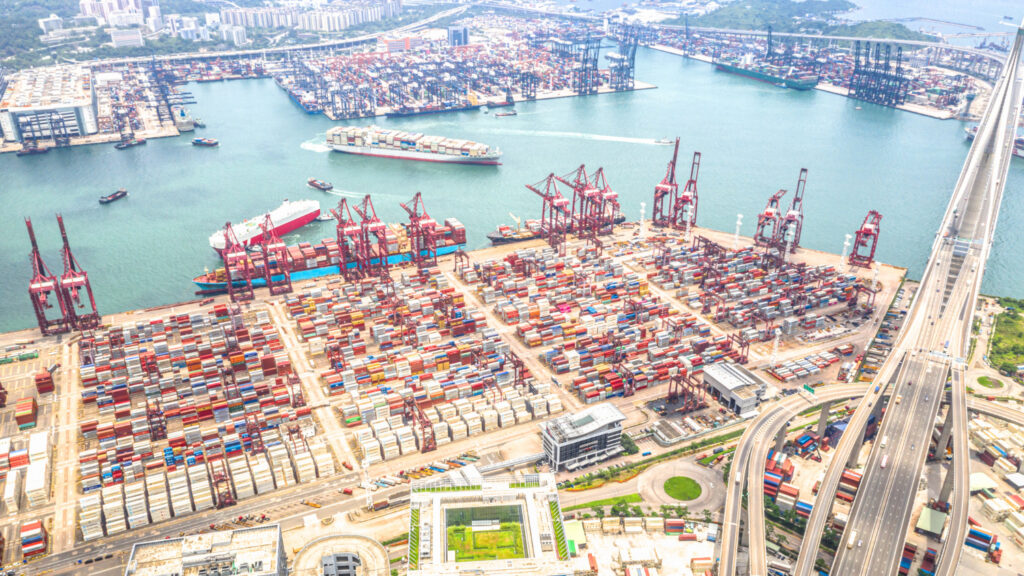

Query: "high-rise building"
(448, 25), (468, 47)
(38, 14), (64, 34)
(540, 403), (626, 471)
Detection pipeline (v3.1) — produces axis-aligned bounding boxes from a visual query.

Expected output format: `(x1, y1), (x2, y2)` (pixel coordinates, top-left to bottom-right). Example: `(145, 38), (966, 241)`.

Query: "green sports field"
(447, 522), (526, 561)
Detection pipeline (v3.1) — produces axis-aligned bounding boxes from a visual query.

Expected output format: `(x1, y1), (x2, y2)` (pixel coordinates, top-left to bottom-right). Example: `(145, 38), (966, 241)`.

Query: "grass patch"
(563, 493), (642, 512)
(989, 300), (1024, 374)
(446, 523), (525, 562)
(699, 447), (734, 466)
(664, 477), (702, 501)
(977, 376), (1003, 389)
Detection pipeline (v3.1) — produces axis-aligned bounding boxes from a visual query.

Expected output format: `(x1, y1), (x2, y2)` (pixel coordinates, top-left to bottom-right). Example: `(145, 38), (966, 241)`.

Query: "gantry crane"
(353, 195), (390, 279)
(332, 198), (363, 281)
(25, 218), (71, 335)
(526, 173), (572, 255)
(56, 214), (101, 330)
(652, 138), (680, 227)
(221, 222), (255, 303)
(673, 151), (702, 233)
(258, 214), (293, 296)
(401, 192), (438, 269)
(849, 210), (883, 268)
(754, 189), (788, 247)
(774, 168), (808, 253)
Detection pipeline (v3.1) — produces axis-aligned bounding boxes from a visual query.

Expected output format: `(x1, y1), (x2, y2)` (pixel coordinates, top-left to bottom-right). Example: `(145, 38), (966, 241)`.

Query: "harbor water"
(0, 47), (1021, 333)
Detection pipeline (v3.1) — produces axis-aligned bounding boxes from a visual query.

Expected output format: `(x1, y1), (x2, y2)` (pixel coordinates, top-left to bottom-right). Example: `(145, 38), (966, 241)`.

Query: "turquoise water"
(0, 47), (1021, 332)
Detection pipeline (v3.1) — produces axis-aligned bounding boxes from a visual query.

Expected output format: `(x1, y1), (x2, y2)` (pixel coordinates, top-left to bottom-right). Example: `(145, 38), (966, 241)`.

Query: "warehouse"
(540, 403), (626, 471)
(703, 363), (767, 416)
(123, 524), (286, 576)
(0, 65), (98, 143)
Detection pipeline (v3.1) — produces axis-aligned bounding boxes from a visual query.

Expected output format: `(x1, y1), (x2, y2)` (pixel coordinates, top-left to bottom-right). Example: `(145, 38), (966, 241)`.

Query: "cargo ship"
(494, 110), (518, 117)
(385, 104), (481, 118)
(326, 126), (501, 165)
(99, 188), (129, 204)
(208, 199), (321, 252)
(308, 178), (333, 191)
(192, 137), (219, 147)
(194, 218), (467, 292)
(965, 125), (1024, 158)
(17, 146), (49, 157)
(114, 138), (146, 150)
(487, 213), (627, 245)
(713, 56), (819, 90)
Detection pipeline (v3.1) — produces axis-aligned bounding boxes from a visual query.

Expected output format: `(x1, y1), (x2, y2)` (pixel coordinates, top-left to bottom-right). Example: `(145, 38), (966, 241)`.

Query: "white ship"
(209, 199), (321, 252)
(326, 126), (501, 165)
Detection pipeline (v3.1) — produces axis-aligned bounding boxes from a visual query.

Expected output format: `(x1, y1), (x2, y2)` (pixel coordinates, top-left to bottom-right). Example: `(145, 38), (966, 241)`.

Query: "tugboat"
(315, 213), (335, 222)
(99, 188), (129, 204)
(17, 145), (50, 156)
(494, 110), (518, 117)
(194, 118), (206, 128)
(654, 138), (674, 145)
(192, 137), (218, 147)
(307, 177), (333, 191)
(114, 138), (146, 150)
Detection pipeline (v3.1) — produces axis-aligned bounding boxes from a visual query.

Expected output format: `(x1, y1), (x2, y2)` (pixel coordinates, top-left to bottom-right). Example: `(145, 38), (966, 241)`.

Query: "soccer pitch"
(446, 522), (526, 562)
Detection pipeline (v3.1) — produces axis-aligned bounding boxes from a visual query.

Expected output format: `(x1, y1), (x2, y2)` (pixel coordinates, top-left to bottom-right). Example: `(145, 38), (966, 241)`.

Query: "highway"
(792, 22), (1024, 576)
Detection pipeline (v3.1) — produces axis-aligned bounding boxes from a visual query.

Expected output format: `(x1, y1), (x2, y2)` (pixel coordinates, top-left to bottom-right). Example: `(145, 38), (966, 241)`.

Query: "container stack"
(124, 481), (149, 529)
(249, 453), (275, 494)
(449, 419), (467, 442)
(28, 431), (48, 465)
(101, 484), (127, 535)
(837, 469), (861, 503)
(24, 462), (48, 507)
(358, 431), (382, 465)
(187, 464), (214, 511)
(4, 468), (21, 512)
(228, 455), (255, 499)
(307, 439), (334, 477)
(267, 442), (296, 487)
(20, 521), (47, 559)
(78, 493), (105, 541)
(33, 370), (54, 394)
(168, 468), (193, 517)
(287, 438), (317, 484)
(378, 431), (399, 461)
(146, 472), (171, 523)
(0, 438), (10, 478)
(15, 398), (37, 430)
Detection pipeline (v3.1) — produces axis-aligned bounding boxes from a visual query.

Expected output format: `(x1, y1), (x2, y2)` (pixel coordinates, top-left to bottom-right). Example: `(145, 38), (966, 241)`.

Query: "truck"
(641, 451), (652, 457)
(881, 436), (888, 448)
(341, 487), (353, 495)
(848, 532), (858, 549)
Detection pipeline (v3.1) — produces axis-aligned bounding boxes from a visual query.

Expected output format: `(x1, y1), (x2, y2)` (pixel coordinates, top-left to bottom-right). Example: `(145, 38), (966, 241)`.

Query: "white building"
(110, 28), (144, 47)
(540, 403), (626, 471)
(0, 66), (98, 143)
(221, 24), (247, 46)
(703, 362), (767, 415)
(124, 525), (287, 576)
(38, 14), (63, 34)
(145, 6), (162, 32)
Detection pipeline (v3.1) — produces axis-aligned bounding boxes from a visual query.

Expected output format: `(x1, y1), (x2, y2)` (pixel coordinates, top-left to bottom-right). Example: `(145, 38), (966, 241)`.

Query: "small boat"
(1005, 15), (1014, 21)
(495, 110), (518, 117)
(194, 118), (206, 128)
(654, 138), (674, 145)
(99, 188), (129, 204)
(17, 145), (49, 156)
(115, 138), (146, 150)
(315, 213), (335, 222)
(308, 177), (333, 191)
(192, 137), (218, 147)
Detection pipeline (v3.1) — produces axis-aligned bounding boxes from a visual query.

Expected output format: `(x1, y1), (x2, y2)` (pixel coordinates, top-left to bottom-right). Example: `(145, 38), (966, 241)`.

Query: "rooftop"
(915, 507), (947, 537)
(0, 65), (93, 112)
(541, 403), (625, 444)
(124, 525), (281, 576)
(704, 362), (766, 391)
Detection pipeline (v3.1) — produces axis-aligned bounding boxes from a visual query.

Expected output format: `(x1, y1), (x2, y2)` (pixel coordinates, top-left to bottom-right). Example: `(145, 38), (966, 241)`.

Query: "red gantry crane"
(353, 195), (390, 279)
(652, 138), (680, 228)
(674, 152), (702, 232)
(332, 198), (363, 281)
(849, 210), (882, 268)
(401, 192), (438, 269)
(258, 214), (293, 296)
(527, 173), (572, 255)
(754, 189), (788, 247)
(221, 222), (256, 303)
(25, 218), (71, 336)
(774, 168), (808, 253)
(56, 214), (101, 331)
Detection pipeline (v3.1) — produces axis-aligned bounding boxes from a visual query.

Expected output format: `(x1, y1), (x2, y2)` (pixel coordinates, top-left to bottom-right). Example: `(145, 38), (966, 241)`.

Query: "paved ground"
(636, 459), (724, 514)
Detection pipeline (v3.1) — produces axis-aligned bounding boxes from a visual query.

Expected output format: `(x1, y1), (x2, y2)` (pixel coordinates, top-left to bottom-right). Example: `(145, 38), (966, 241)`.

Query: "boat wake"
(490, 128), (661, 145)
(323, 188), (363, 199)
(301, 140), (331, 153)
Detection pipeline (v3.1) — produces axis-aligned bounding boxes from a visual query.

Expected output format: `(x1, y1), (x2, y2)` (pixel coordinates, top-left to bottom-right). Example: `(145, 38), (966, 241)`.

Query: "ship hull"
(328, 144), (500, 165)
(487, 215), (628, 245)
(212, 208), (320, 253)
(195, 243), (464, 291)
(714, 62), (818, 91)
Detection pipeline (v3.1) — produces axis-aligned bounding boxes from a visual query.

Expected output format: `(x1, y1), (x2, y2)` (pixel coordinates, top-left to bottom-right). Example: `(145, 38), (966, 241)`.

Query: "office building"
(540, 403), (625, 471)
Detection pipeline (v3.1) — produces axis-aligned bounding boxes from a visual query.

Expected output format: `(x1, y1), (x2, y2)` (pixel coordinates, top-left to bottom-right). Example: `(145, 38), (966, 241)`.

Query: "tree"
(702, 509), (712, 524)
(621, 433), (639, 455)
(629, 505), (644, 517)
(591, 506), (605, 518)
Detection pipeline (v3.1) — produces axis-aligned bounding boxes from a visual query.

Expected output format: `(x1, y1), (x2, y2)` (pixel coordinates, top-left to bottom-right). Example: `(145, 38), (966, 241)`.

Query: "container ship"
(194, 218), (467, 292)
(208, 199), (321, 252)
(326, 126), (501, 165)
(99, 188), (129, 204)
(192, 137), (218, 147)
(487, 213), (627, 245)
(713, 56), (819, 90)
(308, 178), (333, 191)
(115, 138), (146, 150)
(965, 125), (1024, 158)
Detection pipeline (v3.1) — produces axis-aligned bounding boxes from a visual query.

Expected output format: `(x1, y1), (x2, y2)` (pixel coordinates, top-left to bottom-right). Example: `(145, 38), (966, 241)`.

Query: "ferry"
(194, 218), (467, 293)
(495, 110), (518, 117)
(192, 137), (219, 147)
(209, 199), (321, 252)
(964, 125), (1024, 158)
(115, 138), (146, 150)
(99, 188), (129, 204)
(326, 126), (501, 165)
(308, 178), (333, 191)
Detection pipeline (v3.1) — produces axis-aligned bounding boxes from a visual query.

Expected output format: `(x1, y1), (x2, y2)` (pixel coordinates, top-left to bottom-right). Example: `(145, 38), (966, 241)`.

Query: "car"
(858, 539), (863, 548)
(925, 395), (929, 401)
